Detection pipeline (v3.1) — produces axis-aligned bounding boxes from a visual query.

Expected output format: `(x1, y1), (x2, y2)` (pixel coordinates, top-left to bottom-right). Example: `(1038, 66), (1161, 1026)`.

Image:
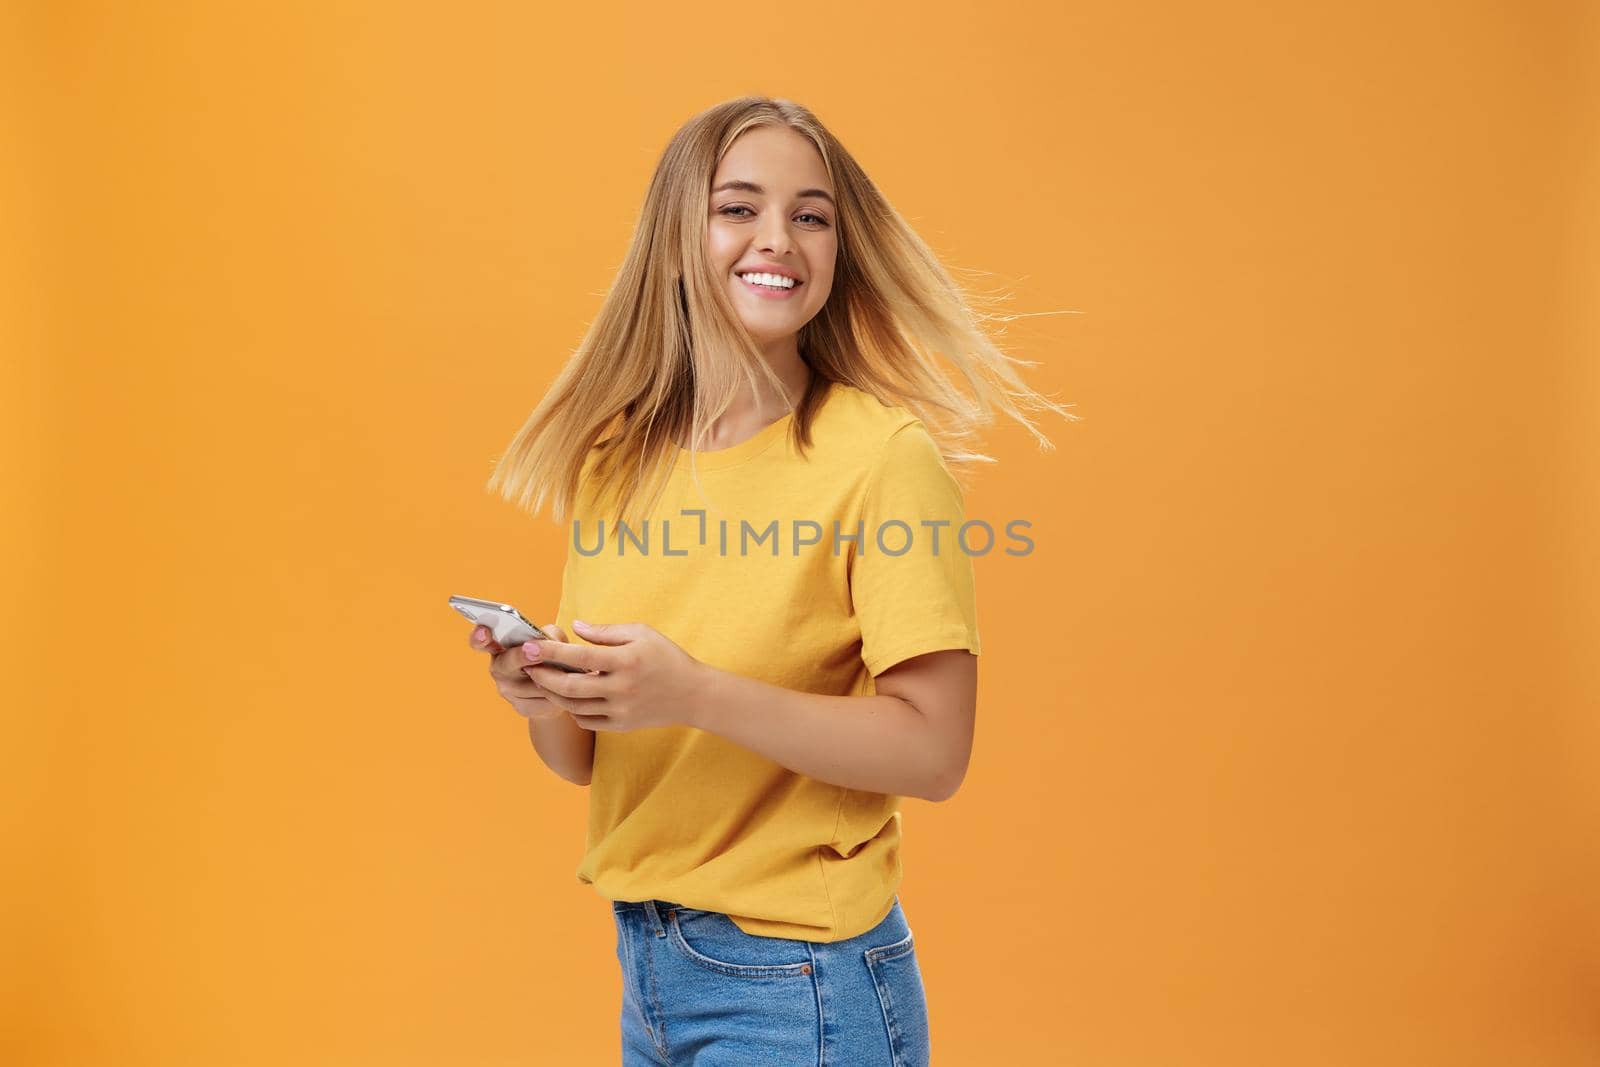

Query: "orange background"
(5, 2), (1597, 1064)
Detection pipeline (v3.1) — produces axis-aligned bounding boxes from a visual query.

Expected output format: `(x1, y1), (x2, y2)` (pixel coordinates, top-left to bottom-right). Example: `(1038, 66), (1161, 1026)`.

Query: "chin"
(739, 323), (785, 344)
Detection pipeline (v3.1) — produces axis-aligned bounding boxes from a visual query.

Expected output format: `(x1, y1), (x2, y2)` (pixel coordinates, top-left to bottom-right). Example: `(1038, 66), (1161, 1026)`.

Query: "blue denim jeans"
(611, 896), (930, 1066)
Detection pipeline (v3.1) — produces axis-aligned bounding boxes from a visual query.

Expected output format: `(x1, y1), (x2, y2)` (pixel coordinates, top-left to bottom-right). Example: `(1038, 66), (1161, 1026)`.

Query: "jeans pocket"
(664, 907), (815, 979)
(865, 930), (931, 1067)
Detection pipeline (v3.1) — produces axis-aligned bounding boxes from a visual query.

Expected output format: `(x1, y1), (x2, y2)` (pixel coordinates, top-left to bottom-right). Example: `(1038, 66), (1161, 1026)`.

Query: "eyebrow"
(711, 179), (836, 208)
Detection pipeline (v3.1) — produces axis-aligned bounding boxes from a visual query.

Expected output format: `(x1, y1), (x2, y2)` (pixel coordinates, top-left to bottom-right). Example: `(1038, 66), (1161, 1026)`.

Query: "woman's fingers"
(470, 628), (526, 686)
(493, 667), (550, 700)
(525, 662), (610, 700)
(465, 622), (572, 721)
(469, 625), (507, 654)
(524, 664), (609, 716)
(508, 694), (565, 720)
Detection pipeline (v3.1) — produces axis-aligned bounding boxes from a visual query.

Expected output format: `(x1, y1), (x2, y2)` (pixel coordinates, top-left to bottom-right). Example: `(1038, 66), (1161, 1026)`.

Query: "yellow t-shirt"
(554, 380), (981, 942)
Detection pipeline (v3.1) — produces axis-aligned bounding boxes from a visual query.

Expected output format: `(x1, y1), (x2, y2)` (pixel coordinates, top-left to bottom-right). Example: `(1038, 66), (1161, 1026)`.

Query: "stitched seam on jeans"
(643, 928), (671, 1062)
(666, 910), (812, 979)
(867, 954), (903, 1067)
(865, 930), (915, 962)
(616, 920), (638, 1020)
(808, 942), (824, 1067)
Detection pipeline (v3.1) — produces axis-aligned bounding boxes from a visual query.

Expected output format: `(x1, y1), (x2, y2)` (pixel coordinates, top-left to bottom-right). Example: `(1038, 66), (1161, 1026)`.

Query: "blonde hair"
(486, 95), (1078, 528)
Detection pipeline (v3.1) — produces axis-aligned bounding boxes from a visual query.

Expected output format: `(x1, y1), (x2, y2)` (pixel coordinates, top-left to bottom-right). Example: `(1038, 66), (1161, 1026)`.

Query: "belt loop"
(643, 900), (665, 936)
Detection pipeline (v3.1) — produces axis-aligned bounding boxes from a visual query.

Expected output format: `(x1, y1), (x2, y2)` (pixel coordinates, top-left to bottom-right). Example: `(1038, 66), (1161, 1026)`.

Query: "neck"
(750, 336), (813, 413)
(683, 340), (814, 449)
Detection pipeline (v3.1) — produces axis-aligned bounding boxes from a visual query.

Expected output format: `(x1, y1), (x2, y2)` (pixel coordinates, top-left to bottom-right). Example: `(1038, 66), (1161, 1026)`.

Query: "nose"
(755, 213), (795, 257)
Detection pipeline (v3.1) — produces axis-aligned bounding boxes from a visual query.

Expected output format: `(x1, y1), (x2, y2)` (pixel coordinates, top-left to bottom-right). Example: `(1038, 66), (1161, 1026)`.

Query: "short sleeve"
(850, 422), (982, 676)
(552, 538), (576, 638)
(551, 448), (599, 639)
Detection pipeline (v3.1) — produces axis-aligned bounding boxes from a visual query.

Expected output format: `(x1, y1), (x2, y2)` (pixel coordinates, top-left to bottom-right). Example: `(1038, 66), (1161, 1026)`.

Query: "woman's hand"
(521, 620), (707, 733)
(469, 622), (574, 722)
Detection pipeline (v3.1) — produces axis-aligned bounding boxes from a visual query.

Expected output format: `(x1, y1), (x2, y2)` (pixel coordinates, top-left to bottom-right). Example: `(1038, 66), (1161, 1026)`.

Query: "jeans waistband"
(612, 898), (692, 912)
(613, 898), (691, 935)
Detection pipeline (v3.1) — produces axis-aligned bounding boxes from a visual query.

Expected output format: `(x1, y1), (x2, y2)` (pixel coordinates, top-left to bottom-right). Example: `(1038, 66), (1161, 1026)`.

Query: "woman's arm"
(523, 623), (977, 801)
(527, 709), (595, 787)
(690, 648), (977, 802)
(469, 621), (595, 787)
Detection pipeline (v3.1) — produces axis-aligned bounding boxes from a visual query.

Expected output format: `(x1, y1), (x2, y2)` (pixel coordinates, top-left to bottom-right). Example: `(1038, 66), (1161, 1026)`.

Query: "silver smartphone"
(448, 594), (587, 672)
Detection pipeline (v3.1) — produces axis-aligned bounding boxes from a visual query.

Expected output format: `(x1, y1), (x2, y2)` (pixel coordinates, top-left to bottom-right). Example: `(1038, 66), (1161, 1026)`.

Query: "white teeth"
(738, 272), (797, 289)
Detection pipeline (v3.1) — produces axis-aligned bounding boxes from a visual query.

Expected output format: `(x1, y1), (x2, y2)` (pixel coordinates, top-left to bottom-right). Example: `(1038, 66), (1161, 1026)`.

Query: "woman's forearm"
(688, 666), (946, 801)
(527, 709), (595, 786)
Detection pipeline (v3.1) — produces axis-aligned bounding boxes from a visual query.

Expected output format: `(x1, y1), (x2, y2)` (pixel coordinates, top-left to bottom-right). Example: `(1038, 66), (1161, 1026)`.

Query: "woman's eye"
(717, 205), (830, 227)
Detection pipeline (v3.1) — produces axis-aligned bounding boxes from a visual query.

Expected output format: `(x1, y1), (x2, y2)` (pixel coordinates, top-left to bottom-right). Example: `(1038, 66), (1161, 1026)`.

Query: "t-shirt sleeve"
(551, 539), (576, 640)
(551, 447), (599, 641)
(849, 421), (982, 676)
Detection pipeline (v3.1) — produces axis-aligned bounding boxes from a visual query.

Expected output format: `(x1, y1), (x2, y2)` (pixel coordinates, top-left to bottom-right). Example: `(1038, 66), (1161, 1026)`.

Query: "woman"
(470, 96), (1072, 1066)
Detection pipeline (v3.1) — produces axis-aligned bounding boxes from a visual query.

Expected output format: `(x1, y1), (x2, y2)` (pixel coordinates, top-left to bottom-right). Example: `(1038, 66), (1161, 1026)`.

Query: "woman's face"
(706, 126), (838, 346)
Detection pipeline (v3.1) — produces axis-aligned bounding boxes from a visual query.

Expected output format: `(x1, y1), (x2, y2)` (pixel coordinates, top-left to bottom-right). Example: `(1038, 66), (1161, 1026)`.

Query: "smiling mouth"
(736, 272), (802, 291)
